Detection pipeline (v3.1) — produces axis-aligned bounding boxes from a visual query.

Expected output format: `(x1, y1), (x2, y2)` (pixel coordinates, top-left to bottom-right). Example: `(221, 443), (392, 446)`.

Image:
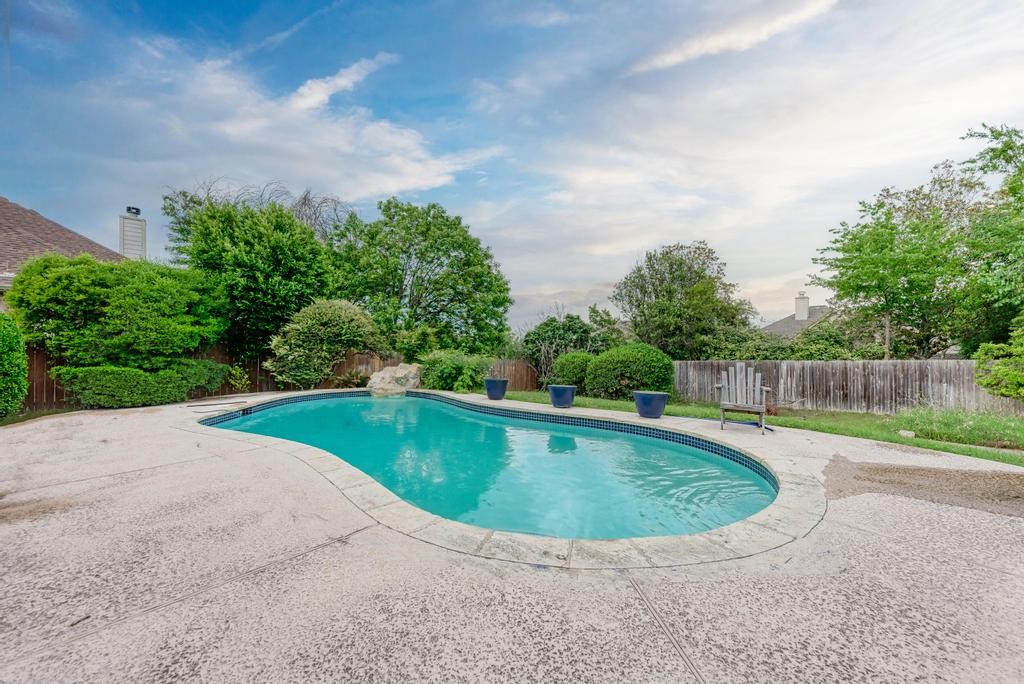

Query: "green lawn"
(504, 391), (1024, 468)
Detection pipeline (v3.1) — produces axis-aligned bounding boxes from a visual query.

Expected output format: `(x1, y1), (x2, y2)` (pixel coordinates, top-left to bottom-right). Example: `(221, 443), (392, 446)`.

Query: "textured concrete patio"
(2, 393), (1023, 682)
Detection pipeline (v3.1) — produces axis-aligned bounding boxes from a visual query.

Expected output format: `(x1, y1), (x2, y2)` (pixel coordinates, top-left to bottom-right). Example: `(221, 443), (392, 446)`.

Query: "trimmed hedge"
(552, 351), (594, 391)
(585, 343), (674, 400)
(0, 312), (28, 417)
(420, 350), (494, 392)
(52, 359), (228, 408)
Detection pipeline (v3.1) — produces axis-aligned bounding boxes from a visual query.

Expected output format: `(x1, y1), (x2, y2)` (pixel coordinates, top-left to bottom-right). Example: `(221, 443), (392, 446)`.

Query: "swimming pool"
(208, 393), (777, 540)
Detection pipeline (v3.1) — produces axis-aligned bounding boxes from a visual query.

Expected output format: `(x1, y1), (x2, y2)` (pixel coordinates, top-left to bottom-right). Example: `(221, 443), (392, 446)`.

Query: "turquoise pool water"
(217, 396), (776, 539)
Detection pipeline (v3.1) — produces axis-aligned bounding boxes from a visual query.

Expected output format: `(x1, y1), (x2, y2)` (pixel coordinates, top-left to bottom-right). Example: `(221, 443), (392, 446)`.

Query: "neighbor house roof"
(0, 195), (122, 289)
(761, 305), (831, 339)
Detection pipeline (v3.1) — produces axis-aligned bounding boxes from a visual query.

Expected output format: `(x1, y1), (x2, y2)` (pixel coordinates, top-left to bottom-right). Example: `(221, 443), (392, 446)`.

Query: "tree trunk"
(883, 314), (891, 360)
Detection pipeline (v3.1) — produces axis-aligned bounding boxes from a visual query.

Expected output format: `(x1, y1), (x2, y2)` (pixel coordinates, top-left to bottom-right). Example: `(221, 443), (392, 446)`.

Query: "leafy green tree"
(394, 325), (438, 363)
(523, 314), (593, 366)
(791, 322), (885, 360)
(328, 199), (512, 353)
(162, 180), (353, 247)
(964, 124), (1024, 205)
(957, 125), (1024, 354)
(587, 305), (628, 351)
(266, 299), (384, 389)
(813, 128), (1024, 359)
(611, 242), (753, 360)
(7, 254), (226, 368)
(170, 201), (329, 358)
(975, 311), (1024, 401)
(812, 166), (972, 358)
(716, 329), (793, 360)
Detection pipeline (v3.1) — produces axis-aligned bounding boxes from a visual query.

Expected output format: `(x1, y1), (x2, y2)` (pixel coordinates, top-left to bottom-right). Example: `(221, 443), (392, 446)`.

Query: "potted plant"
(548, 384), (577, 408)
(633, 390), (669, 419)
(484, 366), (509, 400)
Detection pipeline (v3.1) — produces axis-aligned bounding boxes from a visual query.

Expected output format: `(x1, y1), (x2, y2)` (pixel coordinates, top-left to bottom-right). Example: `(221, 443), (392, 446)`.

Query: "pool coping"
(184, 388), (827, 570)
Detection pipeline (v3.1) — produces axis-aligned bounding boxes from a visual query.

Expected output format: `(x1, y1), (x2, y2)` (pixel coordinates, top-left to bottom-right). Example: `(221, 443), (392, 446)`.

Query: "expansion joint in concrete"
(628, 577), (705, 684)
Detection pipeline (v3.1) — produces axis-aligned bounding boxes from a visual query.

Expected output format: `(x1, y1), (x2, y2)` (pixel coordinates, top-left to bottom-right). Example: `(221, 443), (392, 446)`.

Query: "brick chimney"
(795, 291), (810, 321)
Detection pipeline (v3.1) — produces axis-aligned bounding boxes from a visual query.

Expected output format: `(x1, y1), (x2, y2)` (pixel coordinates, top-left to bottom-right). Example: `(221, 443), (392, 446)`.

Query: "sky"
(3, 0), (1024, 329)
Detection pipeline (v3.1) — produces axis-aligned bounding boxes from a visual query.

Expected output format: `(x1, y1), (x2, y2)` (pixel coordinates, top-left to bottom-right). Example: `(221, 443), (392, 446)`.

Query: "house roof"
(0, 195), (123, 289)
(761, 305), (831, 339)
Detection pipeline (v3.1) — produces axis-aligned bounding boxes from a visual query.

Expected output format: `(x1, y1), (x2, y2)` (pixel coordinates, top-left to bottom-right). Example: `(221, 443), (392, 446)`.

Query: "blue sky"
(3, 0), (1024, 327)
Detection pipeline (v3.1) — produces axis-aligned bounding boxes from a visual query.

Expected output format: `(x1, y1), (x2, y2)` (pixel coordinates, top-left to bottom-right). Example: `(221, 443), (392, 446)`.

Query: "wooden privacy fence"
(674, 359), (1024, 416)
(490, 358), (539, 392)
(22, 346), (539, 411)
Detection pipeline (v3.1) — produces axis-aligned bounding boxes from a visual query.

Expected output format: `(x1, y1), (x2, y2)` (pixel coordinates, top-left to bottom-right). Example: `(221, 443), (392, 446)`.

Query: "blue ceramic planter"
(484, 377), (508, 400)
(547, 384), (577, 408)
(633, 391), (669, 419)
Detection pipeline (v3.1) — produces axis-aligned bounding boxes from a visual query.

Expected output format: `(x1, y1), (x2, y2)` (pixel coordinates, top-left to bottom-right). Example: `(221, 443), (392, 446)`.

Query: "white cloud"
(461, 0), (1024, 326)
(630, 0), (838, 74)
(288, 53), (400, 110)
(32, 41), (498, 257)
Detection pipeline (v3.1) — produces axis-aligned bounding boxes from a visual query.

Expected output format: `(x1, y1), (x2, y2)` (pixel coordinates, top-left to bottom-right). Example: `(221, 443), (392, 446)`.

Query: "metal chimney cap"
(125, 206), (141, 216)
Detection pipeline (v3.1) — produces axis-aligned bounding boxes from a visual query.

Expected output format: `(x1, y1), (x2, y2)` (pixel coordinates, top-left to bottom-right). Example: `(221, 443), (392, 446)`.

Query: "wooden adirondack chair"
(714, 362), (773, 434)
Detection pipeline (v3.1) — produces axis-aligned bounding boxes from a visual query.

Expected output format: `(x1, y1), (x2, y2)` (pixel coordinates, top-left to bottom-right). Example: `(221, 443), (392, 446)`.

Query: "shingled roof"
(761, 305), (831, 339)
(0, 196), (123, 289)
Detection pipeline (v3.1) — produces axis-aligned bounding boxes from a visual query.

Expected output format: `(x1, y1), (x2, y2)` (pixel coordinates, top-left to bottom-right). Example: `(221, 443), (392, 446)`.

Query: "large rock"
(367, 363), (422, 396)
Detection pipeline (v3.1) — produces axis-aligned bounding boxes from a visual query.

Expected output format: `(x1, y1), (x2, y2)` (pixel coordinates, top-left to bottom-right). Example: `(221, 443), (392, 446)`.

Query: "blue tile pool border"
(199, 389), (777, 491)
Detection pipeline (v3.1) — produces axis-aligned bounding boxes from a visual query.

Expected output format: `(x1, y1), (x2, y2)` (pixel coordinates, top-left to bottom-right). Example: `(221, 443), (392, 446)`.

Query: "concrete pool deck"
(2, 391), (1023, 681)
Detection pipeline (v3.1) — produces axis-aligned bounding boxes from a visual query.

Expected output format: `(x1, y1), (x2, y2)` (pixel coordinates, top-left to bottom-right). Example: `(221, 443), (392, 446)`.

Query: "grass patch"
(889, 408), (1024, 450)
(504, 391), (1024, 468)
(0, 408), (75, 427)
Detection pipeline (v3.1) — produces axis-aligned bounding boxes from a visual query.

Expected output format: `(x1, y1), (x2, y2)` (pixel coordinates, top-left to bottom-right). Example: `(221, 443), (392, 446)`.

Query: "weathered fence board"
(491, 359), (539, 392)
(674, 360), (1024, 415)
(21, 347), (539, 411)
(25, 346), (68, 411)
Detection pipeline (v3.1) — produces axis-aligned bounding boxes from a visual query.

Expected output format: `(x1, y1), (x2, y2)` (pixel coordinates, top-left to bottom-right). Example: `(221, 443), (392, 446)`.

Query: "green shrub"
(266, 299), (384, 389)
(420, 350), (494, 391)
(53, 366), (188, 408)
(6, 254), (227, 369)
(162, 358), (229, 392)
(585, 343), (674, 400)
(0, 312), (28, 417)
(52, 360), (229, 409)
(975, 312), (1024, 400)
(552, 351), (594, 391)
(169, 201), (329, 359)
(522, 314), (594, 382)
(394, 325), (438, 362)
(224, 365), (251, 394)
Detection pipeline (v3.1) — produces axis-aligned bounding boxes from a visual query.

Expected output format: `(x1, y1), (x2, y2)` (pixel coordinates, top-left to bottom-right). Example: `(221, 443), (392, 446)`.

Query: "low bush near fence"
(421, 350), (494, 392)
(53, 360), (228, 409)
(586, 343), (674, 400)
(0, 313), (28, 417)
